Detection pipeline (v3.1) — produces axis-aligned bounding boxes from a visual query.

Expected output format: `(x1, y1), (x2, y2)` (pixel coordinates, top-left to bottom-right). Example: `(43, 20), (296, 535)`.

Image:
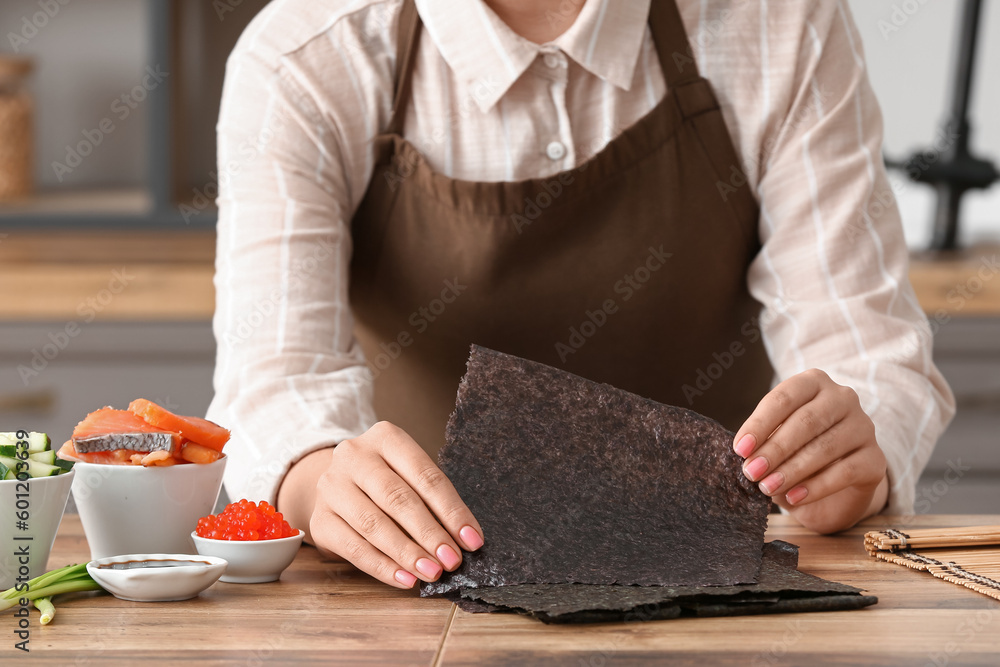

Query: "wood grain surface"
(4, 514), (996, 665)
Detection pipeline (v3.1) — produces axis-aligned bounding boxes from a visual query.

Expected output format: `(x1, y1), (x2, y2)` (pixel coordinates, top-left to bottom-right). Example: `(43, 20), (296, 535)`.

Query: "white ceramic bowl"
(191, 529), (304, 583)
(87, 553), (228, 602)
(0, 470), (75, 589)
(72, 455), (227, 560)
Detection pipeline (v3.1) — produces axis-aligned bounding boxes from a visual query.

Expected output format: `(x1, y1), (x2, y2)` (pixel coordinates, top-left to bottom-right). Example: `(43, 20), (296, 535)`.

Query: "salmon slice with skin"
(72, 408), (180, 454)
(58, 440), (147, 465)
(128, 399), (230, 452)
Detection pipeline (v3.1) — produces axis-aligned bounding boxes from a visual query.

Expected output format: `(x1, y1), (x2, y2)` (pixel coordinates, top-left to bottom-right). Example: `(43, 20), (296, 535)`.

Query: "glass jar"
(0, 56), (34, 202)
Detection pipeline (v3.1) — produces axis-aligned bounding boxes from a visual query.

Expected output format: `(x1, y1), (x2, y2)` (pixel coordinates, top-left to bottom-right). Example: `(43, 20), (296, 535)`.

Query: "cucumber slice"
(0, 432), (51, 454)
(0, 445), (16, 457)
(25, 460), (62, 478)
(54, 457), (75, 473)
(0, 461), (9, 480)
(0, 455), (24, 478)
(0, 454), (63, 478)
(29, 450), (57, 465)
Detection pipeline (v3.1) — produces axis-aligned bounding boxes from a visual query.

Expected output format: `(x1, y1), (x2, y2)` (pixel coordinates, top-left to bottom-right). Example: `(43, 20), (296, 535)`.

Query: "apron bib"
(349, 0), (774, 456)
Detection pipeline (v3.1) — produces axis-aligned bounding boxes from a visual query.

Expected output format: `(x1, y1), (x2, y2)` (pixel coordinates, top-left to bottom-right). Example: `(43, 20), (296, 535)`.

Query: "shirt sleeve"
(745, 1), (955, 515)
(207, 21), (380, 504)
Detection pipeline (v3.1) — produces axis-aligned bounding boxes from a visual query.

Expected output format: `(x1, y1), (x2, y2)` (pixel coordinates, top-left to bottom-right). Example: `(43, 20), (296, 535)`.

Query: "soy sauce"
(97, 559), (212, 570)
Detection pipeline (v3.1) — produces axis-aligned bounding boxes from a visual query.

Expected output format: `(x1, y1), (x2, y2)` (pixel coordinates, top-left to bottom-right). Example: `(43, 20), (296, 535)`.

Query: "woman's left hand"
(733, 368), (889, 534)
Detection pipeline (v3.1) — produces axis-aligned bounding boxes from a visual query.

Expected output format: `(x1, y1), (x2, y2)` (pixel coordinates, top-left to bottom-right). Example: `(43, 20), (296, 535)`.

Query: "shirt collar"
(415, 0), (651, 113)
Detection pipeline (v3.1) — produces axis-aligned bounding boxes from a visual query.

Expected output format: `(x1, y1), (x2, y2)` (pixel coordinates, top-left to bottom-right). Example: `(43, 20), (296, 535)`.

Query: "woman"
(209, 0), (954, 590)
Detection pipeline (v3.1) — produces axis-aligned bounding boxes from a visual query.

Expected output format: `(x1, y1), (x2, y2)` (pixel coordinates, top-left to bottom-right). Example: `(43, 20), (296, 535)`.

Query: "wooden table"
(7, 514), (999, 665)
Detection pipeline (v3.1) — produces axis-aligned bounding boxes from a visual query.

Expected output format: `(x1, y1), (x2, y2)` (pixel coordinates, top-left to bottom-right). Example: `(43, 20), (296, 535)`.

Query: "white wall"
(848, 0), (1000, 248)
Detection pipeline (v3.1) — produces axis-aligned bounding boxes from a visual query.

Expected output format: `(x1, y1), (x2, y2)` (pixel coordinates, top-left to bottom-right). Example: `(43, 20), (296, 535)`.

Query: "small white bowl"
(0, 470), (75, 590)
(72, 455), (227, 560)
(191, 530), (304, 583)
(87, 553), (228, 602)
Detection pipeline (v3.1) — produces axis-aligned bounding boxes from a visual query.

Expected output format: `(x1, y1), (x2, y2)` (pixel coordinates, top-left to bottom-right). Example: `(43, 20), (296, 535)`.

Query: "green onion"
(32, 597), (55, 625)
(0, 563), (104, 619)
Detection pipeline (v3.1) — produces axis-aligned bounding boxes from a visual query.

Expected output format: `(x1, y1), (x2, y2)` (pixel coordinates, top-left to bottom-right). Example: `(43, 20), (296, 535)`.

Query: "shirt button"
(543, 53), (561, 69)
(546, 141), (566, 160)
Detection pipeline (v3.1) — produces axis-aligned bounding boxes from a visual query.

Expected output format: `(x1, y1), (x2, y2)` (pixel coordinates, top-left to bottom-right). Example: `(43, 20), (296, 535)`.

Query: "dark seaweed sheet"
(421, 346), (770, 597)
(458, 542), (877, 623)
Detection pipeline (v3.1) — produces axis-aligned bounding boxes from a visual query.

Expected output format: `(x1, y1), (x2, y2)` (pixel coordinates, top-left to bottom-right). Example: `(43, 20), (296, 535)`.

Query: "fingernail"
(394, 569), (417, 588)
(744, 457), (768, 482)
(759, 471), (784, 495)
(786, 486), (808, 505)
(460, 525), (484, 550)
(436, 544), (461, 570)
(734, 434), (756, 458)
(415, 557), (442, 579)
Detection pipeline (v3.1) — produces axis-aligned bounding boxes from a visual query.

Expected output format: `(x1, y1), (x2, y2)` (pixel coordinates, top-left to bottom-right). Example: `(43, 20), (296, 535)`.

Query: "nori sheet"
(420, 346), (771, 597)
(457, 542), (877, 623)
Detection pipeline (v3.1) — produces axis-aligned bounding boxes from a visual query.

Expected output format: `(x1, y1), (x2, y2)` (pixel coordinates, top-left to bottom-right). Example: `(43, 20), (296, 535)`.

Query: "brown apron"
(349, 0), (774, 457)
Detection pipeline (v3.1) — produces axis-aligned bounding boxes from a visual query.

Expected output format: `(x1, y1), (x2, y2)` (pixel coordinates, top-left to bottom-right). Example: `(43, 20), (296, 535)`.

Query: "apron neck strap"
(387, 0), (701, 135)
(388, 0), (422, 136)
(648, 0), (701, 87)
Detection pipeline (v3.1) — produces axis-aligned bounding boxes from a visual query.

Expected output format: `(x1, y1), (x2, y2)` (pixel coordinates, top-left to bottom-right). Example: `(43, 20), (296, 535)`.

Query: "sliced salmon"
(178, 441), (222, 464)
(58, 440), (145, 465)
(128, 399), (230, 452)
(139, 450), (176, 466)
(72, 407), (179, 454)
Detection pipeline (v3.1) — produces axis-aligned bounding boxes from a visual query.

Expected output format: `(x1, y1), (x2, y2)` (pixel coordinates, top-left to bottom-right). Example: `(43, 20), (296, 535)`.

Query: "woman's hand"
(733, 369), (889, 534)
(281, 421), (484, 589)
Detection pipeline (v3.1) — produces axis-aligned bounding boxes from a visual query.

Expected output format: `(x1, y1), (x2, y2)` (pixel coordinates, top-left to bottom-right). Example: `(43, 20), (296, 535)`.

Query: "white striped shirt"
(208, 0), (955, 514)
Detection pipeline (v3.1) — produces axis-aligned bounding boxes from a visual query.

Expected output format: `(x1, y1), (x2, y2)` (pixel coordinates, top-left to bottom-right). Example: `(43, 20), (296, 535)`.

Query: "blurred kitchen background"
(0, 1), (996, 513)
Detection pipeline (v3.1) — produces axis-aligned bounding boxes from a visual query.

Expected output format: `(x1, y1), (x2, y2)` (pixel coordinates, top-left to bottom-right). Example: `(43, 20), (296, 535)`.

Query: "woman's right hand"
(309, 421), (484, 589)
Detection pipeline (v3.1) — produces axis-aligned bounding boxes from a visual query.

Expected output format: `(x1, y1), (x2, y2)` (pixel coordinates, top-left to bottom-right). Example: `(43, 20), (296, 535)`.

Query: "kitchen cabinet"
(0, 0), (269, 229)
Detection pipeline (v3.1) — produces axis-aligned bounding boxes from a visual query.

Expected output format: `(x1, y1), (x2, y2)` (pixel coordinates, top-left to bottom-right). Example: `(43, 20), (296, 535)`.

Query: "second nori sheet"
(420, 346), (771, 597)
(457, 542), (877, 623)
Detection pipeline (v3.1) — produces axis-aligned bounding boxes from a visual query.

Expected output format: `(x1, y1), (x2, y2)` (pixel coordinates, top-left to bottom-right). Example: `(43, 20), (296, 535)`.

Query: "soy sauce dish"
(86, 554), (228, 602)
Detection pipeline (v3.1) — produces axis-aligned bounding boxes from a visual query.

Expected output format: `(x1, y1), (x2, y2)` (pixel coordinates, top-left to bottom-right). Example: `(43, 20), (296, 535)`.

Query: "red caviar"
(196, 499), (298, 541)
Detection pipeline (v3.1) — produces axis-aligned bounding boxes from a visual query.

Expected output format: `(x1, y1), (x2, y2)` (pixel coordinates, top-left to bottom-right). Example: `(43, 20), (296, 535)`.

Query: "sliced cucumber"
(54, 457), (75, 473)
(0, 432), (50, 454)
(0, 445), (16, 457)
(0, 455), (24, 478)
(0, 461), (9, 480)
(28, 460), (62, 477)
(0, 451), (65, 479)
(29, 450), (57, 465)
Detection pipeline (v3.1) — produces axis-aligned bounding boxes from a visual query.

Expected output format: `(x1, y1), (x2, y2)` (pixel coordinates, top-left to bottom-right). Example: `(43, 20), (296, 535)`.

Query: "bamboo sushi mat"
(865, 526), (1000, 602)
